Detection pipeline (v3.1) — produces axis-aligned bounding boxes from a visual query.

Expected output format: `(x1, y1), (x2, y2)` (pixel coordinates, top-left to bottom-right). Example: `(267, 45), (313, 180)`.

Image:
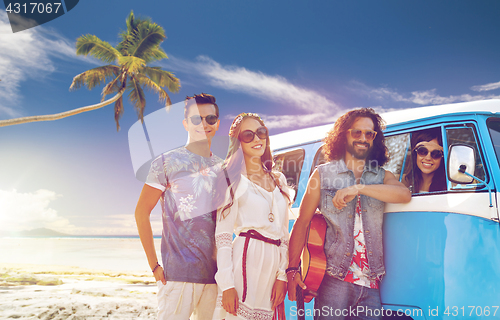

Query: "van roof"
(270, 99), (500, 151)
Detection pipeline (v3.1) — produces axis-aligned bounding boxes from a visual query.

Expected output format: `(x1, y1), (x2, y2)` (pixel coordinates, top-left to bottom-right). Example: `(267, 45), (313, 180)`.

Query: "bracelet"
(285, 266), (299, 273)
(287, 269), (299, 280)
(152, 262), (161, 273)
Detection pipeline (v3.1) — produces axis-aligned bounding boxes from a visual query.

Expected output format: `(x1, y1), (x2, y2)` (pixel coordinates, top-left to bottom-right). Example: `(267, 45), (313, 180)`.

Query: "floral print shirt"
(344, 195), (379, 289)
(146, 147), (223, 283)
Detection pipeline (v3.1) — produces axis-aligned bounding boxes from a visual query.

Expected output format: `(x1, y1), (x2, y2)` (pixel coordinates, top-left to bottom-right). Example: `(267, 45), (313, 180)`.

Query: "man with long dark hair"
(287, 108), (411, 319)
(135, 93), (222, 320)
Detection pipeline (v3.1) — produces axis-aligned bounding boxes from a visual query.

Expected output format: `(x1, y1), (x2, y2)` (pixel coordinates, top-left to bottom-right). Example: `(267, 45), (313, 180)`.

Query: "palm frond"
(127, 79), (146, 121)
(117, 10), (137, 54)
(101, 75), (122, 102)
(114, 96), (124, 131)
(70, 65), (120, 91)
(118, 56), (146, 74)
(142, 67), (181, 93)
(125, 10), (136, 34)
(76, 34), (121, 63)
(121, 22), (167, 63)
(135, 74), (171, 107)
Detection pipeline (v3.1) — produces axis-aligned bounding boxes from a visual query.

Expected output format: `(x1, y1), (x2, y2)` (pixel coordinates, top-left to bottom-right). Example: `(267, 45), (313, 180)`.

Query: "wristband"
(285, 266), (299, 273)
(152, 262), (161, 273)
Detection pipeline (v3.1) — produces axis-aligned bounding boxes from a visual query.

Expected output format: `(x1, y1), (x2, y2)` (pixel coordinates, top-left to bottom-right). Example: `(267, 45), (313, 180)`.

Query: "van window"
(384, 133), (410, 177)
(487, 117), (500, 167)
(273, 149), (305, 201)
(446, 124), (487, 187)
(311, 147), (328, 173)
(398, 128), (447, 194)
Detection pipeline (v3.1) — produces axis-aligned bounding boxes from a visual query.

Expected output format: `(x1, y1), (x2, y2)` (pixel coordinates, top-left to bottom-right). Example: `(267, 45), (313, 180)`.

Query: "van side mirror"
(448, 144), (475, 184)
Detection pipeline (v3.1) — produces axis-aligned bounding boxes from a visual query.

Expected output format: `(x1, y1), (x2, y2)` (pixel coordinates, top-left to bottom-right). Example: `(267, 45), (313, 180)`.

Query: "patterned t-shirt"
(146, 147), (223, 284)
(344, 195), (379, 289)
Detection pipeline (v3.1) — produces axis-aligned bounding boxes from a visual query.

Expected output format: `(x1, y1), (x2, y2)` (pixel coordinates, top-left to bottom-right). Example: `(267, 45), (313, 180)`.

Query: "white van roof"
(270, 99), (500, 151)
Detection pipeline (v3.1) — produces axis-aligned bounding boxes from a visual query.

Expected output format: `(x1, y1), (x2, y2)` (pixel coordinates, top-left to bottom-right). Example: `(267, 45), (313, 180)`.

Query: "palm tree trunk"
(0, 89), (126, 127)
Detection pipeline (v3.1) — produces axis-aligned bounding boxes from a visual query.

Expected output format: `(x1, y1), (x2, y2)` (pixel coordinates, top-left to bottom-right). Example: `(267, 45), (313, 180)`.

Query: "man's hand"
(332, 185), (360, 209)
(222, 288), (239, 316)
(153, 265), (166, 285)
(271, 279), (287, 309)
(286, 271), (307, 301)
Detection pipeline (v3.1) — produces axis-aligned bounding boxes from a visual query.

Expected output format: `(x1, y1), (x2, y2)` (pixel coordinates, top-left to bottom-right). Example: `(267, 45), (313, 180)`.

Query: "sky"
(1, 0), (500, 235)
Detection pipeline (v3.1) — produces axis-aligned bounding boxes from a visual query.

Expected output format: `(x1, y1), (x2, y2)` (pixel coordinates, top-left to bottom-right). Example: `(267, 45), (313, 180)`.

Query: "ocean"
(0, 237), (162, 272)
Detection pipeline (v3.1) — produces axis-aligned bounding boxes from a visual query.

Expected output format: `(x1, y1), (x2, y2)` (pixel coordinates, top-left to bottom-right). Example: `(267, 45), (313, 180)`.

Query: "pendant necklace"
(248, 173), (275, 222)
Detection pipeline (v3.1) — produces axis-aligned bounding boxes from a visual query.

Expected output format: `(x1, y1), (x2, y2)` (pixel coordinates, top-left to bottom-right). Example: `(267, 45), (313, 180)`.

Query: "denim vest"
(318, 159), (386, 281)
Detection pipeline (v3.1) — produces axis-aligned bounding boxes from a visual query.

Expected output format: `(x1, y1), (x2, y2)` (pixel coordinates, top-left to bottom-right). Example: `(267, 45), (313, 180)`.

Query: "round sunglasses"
(346, 129), (377, 141)
(414, 145), (443, 159)
(189, 114), (218, 125)
(238, 126), (268, 143)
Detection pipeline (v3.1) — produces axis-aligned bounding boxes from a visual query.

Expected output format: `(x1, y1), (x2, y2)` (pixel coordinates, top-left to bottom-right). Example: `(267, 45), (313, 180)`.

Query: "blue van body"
(271, 100), (500, 319)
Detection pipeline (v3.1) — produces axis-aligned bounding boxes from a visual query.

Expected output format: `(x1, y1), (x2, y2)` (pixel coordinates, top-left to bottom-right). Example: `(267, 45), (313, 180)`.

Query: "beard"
(346, 141), (372, 160)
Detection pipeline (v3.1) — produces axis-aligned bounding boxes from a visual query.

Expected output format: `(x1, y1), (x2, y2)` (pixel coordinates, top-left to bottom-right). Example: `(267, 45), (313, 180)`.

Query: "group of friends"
(134, 93), (446, 320)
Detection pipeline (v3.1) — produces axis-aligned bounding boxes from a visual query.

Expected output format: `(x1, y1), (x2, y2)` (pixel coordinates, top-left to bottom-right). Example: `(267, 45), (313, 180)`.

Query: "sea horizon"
(0, 237), (162, 272)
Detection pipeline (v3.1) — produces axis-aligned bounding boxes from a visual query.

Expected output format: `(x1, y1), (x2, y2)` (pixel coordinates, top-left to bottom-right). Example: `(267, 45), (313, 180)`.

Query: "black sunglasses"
(238, 126), (268, 143)
(414, 146), (443, 159)
(189, 114), (218, 125)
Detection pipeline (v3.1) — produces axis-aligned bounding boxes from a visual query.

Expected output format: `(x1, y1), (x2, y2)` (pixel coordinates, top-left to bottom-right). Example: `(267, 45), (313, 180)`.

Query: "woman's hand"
(271, 279), (287, 309)
(286, 271), (306, 301)
(222, 288), (239, 316)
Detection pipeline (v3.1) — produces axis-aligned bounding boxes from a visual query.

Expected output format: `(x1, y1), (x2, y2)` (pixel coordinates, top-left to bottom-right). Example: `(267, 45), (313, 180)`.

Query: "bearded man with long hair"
(287, 108), (411, 320)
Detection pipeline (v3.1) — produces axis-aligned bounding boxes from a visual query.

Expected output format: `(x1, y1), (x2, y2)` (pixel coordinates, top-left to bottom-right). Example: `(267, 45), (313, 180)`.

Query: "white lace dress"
(213, 173), (290, 320)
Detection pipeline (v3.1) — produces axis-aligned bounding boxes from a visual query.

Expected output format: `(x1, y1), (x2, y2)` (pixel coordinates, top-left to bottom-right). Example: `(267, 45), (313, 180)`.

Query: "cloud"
(223, 112), (337, 129)
(0, 12), (85, 119)
(0, 188), (75, 233)
(471, 81), (500, 92)
(163, 55), (341, 115)
(349, 81), (500, 106)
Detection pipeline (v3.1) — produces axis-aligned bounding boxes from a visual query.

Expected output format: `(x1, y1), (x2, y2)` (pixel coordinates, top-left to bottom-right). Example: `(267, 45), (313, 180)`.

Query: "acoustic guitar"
(300, 213), (327, 303)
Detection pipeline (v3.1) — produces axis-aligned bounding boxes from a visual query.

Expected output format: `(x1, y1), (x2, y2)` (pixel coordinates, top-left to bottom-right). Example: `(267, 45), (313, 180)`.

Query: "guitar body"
(300, 213), (327, 303)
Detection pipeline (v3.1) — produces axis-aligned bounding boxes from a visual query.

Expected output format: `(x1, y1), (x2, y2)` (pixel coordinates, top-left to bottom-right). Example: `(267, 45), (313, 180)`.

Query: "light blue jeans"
(314, 275), (383, 320)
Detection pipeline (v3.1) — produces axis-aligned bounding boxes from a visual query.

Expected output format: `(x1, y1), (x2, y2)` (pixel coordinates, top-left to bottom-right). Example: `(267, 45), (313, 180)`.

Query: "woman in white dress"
(213, 113), (291, 320)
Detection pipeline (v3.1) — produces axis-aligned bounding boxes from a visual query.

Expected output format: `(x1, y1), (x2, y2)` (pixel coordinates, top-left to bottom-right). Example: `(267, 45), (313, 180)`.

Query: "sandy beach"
(0, 263), (158, 319)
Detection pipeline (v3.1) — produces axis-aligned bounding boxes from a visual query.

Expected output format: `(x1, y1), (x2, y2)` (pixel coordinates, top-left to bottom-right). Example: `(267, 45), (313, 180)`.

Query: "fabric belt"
(239, 229), (281, 302)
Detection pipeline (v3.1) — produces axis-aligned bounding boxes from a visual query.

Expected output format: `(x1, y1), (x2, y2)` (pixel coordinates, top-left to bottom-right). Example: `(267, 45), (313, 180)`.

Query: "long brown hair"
(323, 108), (388, 166)
(214, 113), (289, 219)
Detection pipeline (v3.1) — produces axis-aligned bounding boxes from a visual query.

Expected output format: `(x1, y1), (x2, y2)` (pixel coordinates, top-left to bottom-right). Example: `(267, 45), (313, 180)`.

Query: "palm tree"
(0, 11), (180, 130)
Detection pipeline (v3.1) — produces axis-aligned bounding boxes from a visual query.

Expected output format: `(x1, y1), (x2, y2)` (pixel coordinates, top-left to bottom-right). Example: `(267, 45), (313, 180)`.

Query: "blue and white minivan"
(271, 100), (500, 319)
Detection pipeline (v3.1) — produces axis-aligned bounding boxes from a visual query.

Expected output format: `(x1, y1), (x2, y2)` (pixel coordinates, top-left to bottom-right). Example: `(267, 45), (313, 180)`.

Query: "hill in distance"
(0, 228), (71, 237)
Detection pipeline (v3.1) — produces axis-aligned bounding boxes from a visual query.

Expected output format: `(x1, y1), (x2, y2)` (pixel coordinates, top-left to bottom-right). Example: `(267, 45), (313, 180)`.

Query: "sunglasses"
(346, 129), (378, 141)
(189, 114), (218, 125)
(238, 126), (268, 143)
(414, 146), (443, 159)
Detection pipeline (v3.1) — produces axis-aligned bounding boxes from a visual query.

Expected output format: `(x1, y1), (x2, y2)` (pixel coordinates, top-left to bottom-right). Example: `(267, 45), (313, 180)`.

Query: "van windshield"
(487, 117), (500, 167)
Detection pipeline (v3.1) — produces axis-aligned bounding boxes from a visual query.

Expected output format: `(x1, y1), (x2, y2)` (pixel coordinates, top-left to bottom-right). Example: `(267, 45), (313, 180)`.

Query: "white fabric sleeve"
(214, 185), (239, 292)
(277, 172), (290, 282)
(145, 156), (167, 192)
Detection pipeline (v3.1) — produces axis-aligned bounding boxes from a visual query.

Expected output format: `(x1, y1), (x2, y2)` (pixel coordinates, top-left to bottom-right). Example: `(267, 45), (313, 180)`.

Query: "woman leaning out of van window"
(404, 128), (447, 193)
(212, 113), (291, 320)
